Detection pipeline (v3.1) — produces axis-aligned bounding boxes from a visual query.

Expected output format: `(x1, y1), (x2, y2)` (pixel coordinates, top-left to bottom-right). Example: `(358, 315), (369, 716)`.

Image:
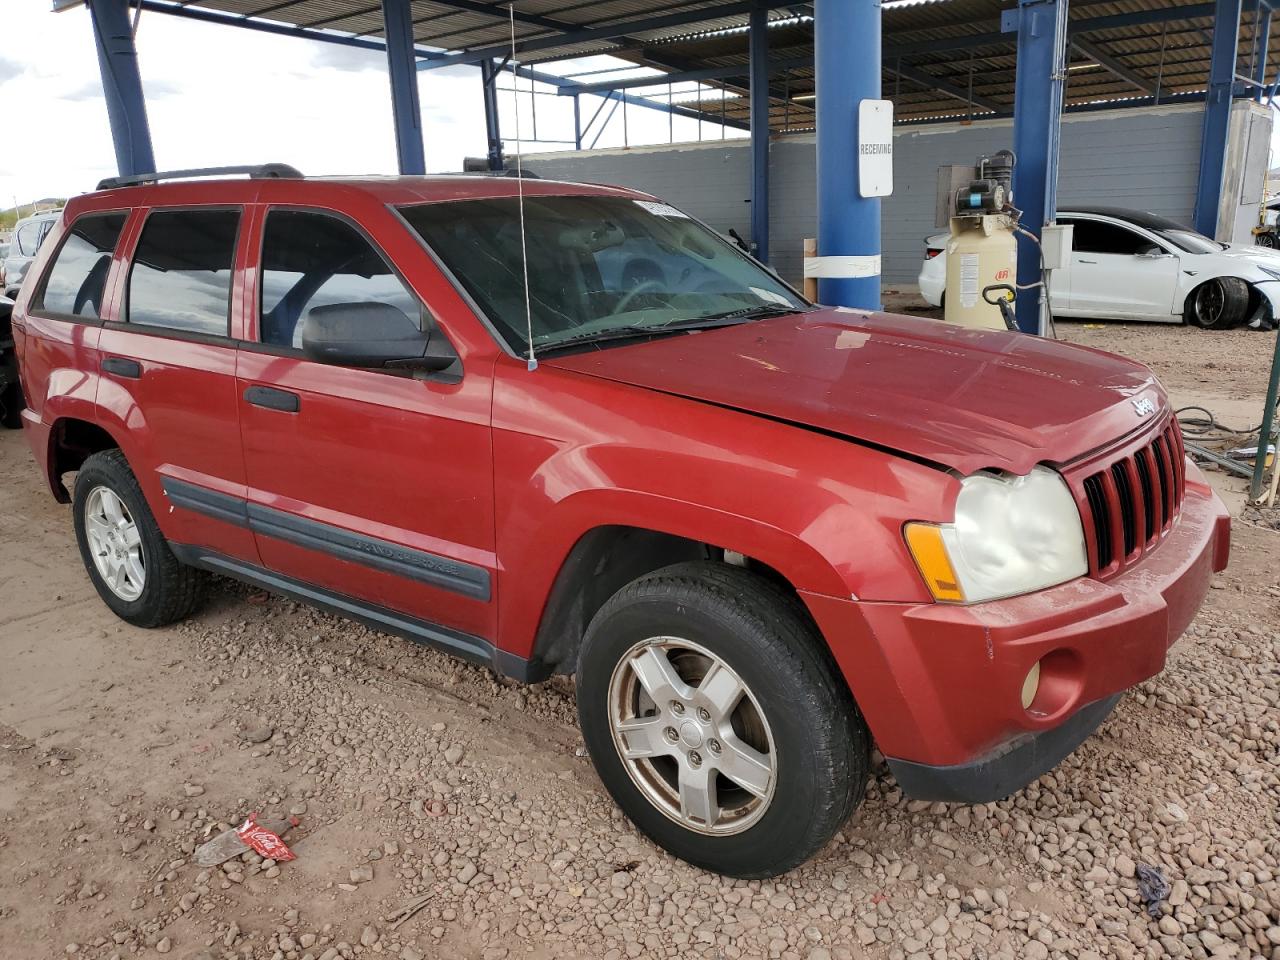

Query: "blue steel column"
(381, 0), (426, 175)
(1194, 0), (1242, 237)
(480, 60), (504, 170)
(1255, 7), (1271, 102)
(749, 5), (770, 263)
(87, 0), (156, 177)
(815, 0), (881, 309)
(1007, 0), (1069, 334)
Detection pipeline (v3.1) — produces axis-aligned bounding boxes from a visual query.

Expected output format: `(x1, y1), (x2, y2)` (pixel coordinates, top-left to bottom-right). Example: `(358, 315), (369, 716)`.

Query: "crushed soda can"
(194, 813), (299, 867)
(237, 813), (298, 862)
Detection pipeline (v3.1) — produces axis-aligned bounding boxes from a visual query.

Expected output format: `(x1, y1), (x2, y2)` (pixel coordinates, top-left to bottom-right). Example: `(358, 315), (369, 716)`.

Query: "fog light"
(1020, 661), (1042, 710)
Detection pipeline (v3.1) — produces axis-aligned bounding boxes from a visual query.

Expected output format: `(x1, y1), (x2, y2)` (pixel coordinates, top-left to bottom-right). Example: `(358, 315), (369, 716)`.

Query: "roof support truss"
(416, 1), (800, 70)
(1070, 36), (1157, 95)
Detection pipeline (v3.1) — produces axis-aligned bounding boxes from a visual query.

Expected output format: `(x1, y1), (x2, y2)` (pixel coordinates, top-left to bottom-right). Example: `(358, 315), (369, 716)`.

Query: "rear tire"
(1185, 277), (1249, 329)
(575, 561), (870, 878)
(72, 450), (204, 627)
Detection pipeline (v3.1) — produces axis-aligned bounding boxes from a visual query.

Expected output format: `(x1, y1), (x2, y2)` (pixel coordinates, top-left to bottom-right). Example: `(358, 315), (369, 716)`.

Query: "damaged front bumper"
(1246, 279), (1280, 330)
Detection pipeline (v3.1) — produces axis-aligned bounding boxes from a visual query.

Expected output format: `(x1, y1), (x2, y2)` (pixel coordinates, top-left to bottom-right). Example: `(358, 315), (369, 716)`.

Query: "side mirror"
(301, 302), (457, 373)
(1135, 246), (1170, 259)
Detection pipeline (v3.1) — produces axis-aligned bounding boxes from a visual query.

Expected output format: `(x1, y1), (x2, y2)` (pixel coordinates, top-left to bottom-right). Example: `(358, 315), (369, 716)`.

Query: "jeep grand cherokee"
(11, 166), (1230, 877)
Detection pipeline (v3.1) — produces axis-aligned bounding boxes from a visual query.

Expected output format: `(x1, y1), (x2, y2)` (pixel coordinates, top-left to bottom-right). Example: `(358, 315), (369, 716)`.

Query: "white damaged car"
(918, 205), (1280, 330)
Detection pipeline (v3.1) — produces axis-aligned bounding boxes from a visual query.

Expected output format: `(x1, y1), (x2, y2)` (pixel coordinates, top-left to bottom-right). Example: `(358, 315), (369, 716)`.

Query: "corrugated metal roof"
(150, 0), (1278, 128)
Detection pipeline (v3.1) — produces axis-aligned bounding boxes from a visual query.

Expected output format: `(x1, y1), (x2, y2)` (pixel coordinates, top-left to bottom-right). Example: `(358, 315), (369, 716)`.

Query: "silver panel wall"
(524, 104), (1205, 286)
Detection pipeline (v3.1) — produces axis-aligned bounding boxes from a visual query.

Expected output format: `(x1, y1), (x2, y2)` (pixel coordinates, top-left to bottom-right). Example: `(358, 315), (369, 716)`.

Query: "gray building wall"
(524, 103), (1205, 286)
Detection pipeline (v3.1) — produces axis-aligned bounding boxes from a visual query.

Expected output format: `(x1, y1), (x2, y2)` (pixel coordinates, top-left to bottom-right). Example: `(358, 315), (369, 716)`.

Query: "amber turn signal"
(903, 522), (965, 603)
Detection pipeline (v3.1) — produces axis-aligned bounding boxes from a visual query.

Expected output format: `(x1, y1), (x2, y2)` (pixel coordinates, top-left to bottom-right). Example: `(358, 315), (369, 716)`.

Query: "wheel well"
(529, 526), (801, 678)
(48, 418), (119, 503)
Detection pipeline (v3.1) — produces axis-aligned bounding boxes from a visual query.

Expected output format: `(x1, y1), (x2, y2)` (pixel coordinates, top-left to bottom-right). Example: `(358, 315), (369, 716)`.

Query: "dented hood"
(544, 309), (1164, 476)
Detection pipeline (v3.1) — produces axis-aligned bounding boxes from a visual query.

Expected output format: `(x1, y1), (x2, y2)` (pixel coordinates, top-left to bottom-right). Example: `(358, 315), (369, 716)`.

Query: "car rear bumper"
(803, 469), (1230, 802)
(917, 267), (944, 307)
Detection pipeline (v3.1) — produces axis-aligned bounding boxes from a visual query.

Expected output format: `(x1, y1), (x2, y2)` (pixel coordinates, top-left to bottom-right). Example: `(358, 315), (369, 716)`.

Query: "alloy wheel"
(84, 485), (146, 601)
(607, 636), (776, 835)
(1195, 281), (1225, 325)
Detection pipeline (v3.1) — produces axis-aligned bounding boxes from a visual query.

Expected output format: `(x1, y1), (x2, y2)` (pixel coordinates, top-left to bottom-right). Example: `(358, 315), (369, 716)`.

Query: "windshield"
(399, 195), (807, 353)
(1154, 228), (1222, 255)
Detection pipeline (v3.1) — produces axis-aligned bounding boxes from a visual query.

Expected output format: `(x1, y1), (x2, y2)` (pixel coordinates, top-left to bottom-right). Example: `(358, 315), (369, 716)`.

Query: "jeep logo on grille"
(1132, 397), (1156, 417)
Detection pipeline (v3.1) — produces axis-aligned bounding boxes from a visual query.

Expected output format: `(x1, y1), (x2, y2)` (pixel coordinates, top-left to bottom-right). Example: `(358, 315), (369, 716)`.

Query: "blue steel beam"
(480, 59), (504, 170)
(88, 0), (156, 176)
(1256, 8), (1272, 100)
(815, 0), (881, 310)
(1005, 0), (1069, 334)
(749, 5), (770, 263)
(1194, 0), (1243, 237)
(381, 0), (425, 174)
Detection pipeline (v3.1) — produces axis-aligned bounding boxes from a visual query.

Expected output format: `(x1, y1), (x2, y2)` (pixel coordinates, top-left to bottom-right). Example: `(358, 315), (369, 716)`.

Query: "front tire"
(576, 561), (870, 877)
(73, 450), (204, 627)
(1186, 277), (1249, 329)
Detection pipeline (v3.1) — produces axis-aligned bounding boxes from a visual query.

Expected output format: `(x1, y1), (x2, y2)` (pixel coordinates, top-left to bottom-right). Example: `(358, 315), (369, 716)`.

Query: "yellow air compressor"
(944, 151), (1019, 331)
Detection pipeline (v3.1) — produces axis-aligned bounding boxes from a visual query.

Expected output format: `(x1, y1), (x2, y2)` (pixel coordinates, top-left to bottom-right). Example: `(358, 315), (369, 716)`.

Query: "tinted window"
(399, 196), (805, 353)
(1065, 218), (1150, 256)
(127, 209), (239, 335)
(259, 210), (419, 348)
(36, 213), (127, 318)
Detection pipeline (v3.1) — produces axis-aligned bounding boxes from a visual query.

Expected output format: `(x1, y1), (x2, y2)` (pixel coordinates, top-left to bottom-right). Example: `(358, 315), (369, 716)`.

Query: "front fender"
(490, 396), (956, 662)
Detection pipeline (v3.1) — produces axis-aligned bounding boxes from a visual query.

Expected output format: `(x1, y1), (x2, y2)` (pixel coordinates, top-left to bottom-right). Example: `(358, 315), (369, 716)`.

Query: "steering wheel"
(614, 279), (663, 315)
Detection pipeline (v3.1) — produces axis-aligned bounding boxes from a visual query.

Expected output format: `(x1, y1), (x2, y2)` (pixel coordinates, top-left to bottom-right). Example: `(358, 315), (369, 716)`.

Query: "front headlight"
(905, 466), (1088, 603)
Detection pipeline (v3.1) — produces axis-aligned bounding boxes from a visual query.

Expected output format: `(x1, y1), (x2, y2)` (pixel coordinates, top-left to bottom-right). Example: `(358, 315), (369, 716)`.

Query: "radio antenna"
(509, 4), (536, 371)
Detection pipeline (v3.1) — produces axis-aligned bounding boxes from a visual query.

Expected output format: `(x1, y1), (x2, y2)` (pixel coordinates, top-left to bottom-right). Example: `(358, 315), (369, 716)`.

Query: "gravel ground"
(1, 318), (1279, 960)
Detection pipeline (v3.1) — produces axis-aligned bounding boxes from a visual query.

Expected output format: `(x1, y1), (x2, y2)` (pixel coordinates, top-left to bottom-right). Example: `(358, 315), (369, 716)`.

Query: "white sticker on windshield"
(749, 287), (791, 305)
(634, 200), (690, 218)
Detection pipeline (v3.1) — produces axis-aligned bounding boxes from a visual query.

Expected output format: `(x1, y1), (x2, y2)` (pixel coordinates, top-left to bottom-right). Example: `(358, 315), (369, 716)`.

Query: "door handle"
(101, 357), (141, 378)
(1077, 258), (1098, 264)
(244, 385), (300, 413)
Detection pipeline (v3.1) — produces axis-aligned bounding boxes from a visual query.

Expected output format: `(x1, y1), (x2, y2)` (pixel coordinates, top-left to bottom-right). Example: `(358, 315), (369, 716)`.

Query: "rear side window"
(259, 210), (419, 348)
(127, 209), (240, 336)
(36, 213), (127, 319)
(1066, 218), (1149, 256)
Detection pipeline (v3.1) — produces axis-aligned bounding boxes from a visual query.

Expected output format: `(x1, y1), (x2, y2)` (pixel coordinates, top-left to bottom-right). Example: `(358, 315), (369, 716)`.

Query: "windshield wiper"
(689, 303), (805, 323)
(538, 313), (773, 354)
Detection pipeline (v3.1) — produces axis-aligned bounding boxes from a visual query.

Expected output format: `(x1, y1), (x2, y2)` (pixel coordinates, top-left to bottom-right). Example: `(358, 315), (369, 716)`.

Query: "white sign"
(858, 99), (894, 198)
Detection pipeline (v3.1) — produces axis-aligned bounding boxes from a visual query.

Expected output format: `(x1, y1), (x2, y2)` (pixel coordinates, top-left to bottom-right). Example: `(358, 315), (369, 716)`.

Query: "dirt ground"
(2, 316), (1279, 960)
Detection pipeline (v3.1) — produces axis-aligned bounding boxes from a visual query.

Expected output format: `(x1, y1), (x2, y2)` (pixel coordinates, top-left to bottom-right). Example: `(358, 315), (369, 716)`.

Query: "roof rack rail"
(96, 163), (303, 191)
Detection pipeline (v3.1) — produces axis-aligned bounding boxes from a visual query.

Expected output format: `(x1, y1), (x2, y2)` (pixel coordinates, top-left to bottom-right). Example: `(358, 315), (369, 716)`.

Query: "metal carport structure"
(56, 0), (1280, 330)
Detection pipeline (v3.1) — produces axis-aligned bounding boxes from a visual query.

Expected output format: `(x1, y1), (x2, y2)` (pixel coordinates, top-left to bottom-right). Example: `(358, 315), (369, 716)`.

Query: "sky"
(0, 2), (744, 208)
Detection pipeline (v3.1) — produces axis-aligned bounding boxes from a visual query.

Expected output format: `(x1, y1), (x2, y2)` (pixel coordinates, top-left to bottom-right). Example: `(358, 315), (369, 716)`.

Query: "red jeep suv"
(12, 165), (1230, 878)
